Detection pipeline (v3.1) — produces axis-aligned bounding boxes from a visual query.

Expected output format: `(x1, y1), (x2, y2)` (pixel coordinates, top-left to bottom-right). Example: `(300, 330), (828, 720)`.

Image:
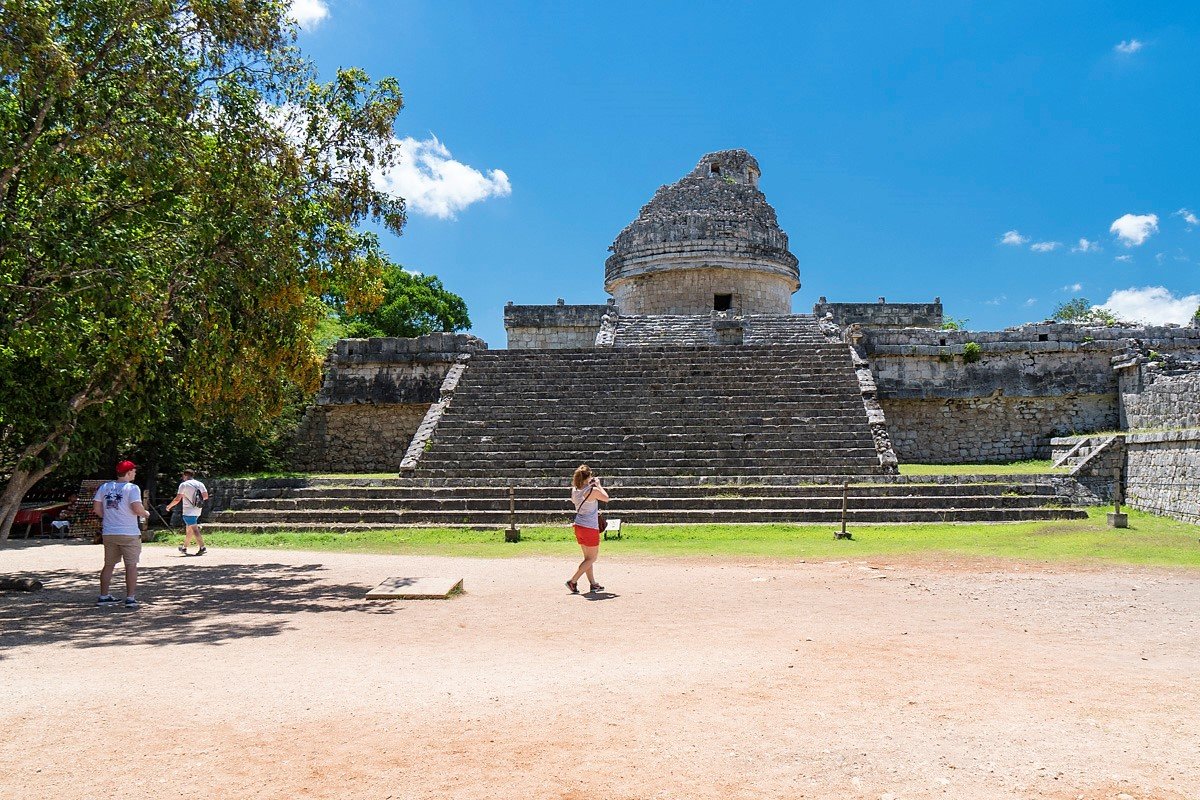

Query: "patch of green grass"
(154, 508), (1200, 567)
(899, 460), (1067, 475)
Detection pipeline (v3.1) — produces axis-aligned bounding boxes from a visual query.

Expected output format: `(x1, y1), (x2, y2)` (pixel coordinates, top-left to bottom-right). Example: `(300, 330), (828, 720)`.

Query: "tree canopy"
(1050, 298), (1124, 326)
(0, 0), (409, 541)
(336, 266), (470, 339)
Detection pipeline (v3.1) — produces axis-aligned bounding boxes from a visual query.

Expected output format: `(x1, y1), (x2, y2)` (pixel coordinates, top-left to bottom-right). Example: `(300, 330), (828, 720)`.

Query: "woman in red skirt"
(567, 464), (609, 594)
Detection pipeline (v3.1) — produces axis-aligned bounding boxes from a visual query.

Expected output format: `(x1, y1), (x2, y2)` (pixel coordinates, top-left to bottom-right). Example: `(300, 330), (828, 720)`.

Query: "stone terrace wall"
(863, 323), (1200, 462)
(1125, 430), (1200, 524)
(291, 333), (486, 472)
(1118, 359), (1200, 430)
(813, 298), (943, 329)
(504, 302), (611, 349)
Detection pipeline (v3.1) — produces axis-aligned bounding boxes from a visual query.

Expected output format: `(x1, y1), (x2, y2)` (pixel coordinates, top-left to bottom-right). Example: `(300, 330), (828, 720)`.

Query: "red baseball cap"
(115, 460), (137, 475)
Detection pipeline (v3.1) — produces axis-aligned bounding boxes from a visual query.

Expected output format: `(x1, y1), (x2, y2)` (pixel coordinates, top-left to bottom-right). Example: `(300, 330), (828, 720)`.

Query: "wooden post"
(1107, 465), (1128, 528)
(835, 481), (853, 540)
(504, 485), (521, 542)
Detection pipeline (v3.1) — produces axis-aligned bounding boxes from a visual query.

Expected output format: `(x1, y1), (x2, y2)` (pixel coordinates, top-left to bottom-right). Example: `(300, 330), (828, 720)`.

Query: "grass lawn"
(157, 507), (1200, 568)
(898, 460), (1068, 475)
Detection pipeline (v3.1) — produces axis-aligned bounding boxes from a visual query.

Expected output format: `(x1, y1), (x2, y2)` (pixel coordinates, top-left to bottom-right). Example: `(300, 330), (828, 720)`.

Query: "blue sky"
(292, 1), (1200, 346)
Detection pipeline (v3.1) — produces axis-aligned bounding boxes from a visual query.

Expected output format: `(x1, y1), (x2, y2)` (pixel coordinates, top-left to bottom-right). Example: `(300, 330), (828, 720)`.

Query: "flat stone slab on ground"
(365, 576), (463, 599)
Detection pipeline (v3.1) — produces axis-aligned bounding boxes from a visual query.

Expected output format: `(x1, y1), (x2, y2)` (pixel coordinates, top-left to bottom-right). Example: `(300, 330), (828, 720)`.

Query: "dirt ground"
(1, 540), (1198, 800)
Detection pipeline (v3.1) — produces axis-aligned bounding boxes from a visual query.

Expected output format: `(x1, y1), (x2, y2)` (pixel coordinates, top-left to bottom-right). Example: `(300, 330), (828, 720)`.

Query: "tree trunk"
(0, 438), (72, 545)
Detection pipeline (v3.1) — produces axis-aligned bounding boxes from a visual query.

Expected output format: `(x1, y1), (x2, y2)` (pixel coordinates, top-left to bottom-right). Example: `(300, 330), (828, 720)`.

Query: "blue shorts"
(182, 514), (200, 526)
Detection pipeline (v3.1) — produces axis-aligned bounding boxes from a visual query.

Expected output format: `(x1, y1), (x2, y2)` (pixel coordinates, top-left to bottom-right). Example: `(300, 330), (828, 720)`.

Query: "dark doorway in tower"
(713, 294), (733, 312)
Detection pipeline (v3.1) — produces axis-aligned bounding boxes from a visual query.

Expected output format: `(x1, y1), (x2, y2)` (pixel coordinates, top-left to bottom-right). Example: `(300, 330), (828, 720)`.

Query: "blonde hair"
(572, 464), (592, 490)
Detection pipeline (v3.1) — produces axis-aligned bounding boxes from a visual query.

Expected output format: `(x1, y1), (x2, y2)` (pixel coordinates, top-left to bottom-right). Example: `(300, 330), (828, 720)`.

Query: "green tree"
(0, 0), (406, 542)
(337, 266), (470, 338)
(1051, 298), (1124, 326)
(940, 316), (969, 331)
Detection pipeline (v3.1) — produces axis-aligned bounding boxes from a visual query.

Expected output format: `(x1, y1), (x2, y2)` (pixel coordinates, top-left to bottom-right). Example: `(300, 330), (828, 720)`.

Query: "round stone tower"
(604, 149), (799, 316)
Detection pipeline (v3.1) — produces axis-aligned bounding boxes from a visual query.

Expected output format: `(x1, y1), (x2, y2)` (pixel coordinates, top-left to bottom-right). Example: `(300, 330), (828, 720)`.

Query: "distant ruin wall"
(863, 323), (1200, 463)
(813, 299), (943, 329)
(504, 303), (610, 349)
(291, 333), (486, 472)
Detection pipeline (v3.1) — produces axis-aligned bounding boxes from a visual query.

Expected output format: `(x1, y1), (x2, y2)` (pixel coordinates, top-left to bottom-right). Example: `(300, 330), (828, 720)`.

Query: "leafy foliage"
(334, 266), (470, 339)
(0, 0), (407, 539)
(940, 316), (969, 331)
(962, 341), (982, 363)
(1051, 298), (1124, 326)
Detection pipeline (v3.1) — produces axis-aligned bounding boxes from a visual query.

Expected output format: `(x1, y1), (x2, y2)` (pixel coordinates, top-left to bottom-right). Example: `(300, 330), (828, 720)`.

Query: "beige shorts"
(103, 535), (142, 569)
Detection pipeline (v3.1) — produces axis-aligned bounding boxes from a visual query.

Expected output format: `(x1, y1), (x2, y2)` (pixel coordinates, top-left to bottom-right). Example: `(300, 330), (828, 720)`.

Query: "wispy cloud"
(374, 135), (512, 219)
(1114, 39), (1144, 55)
(1175, 208), (1200, 228)
(289, 0), (330, 30)
(1000, 230), (1029, 246)
(1101, 286), (1200, 325)
(985, 295), (1008, 306)
(1030, 241), (1061, 253)
(1115, 255), (1133, 263)
(1071, 238), (1101, 253)
(1061, 282), (1083, 293)
(1110, 213), (1159, 247)
(1024, 298), (1038, 307)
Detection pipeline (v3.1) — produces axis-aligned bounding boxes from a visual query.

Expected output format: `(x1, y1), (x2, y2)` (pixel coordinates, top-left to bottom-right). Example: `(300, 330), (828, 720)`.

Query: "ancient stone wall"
(610, 266), (793, 315)
(813, 298), (943, 329)
(863, 323), (1200, 462)
(503, 302), (611, 349)
(1125, 430), (1200, 524)
(291, 333), (486, 473)
(1117, 359), (1200, 430)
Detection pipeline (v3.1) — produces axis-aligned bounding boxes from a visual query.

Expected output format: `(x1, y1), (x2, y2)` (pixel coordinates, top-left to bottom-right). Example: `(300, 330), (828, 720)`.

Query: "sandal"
(565, 580), (579, 594)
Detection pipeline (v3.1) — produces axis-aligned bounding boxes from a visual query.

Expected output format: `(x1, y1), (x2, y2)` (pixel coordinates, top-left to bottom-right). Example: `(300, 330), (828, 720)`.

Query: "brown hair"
(572, 464), (591, 490)
(182, 469), (195, 478)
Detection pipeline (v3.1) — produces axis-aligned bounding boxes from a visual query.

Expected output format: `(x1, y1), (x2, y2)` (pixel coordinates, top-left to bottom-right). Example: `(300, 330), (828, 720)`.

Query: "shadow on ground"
(0, 559), (395, 656)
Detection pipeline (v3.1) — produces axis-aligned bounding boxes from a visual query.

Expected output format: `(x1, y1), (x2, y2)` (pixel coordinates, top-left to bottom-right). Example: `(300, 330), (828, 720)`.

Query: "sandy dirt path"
(1, 539), (1198, 799)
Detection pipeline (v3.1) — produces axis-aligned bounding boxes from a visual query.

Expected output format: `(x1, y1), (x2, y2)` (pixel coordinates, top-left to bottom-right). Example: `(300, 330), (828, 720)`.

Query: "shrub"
(962, 342), (983, 363)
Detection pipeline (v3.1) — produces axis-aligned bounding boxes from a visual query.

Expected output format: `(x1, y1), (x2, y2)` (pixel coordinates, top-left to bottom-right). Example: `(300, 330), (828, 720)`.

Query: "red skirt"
(573, 524), (600, 547)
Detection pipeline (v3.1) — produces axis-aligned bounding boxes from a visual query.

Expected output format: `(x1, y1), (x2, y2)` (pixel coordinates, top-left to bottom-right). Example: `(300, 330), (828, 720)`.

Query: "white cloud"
(1030, 241), (1061, 252)
(1100, 286), (1200, 325)
(374, 135), (512, 219)
(985, 294), (1007, 306)
(1071, 238), (1100, 253)
(289, 0), (329, 30)
(1175, 208), (1200, 227)
(1114, 39), (1144, 55)
(1110, 213), (1159, 247)
(1061, 282), (1083, 293)
(1115, 255), (1133, 263)
(1000, 230), (1029, 246)
(1024, 297), (1038, 306)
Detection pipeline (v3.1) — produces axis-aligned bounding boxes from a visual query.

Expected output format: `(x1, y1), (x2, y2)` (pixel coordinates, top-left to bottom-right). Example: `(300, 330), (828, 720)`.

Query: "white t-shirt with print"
(93, 480), (142, 536)
(177, 478), (208, 515)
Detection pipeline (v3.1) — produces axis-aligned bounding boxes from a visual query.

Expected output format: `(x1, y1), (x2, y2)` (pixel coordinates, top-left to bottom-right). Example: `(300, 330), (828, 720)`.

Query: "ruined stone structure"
(225, 148), (1200, 530)
(291, 333), (486, 472)
(602, 150), (799, 317)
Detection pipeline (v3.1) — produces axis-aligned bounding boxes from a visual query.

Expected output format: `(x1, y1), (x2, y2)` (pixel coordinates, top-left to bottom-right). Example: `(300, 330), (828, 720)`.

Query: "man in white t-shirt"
(92, 460), (149, 608)
(165, 468), (209, 556)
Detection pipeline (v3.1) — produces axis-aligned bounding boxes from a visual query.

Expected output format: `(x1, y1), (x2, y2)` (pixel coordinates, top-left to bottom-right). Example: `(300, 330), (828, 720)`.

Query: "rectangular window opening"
(713, 294), (733, 312)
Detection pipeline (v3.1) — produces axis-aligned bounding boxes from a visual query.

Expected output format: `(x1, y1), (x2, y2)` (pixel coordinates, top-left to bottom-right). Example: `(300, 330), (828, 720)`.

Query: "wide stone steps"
(210, 506), (1085, 529)
(230, 494), (1064, 513)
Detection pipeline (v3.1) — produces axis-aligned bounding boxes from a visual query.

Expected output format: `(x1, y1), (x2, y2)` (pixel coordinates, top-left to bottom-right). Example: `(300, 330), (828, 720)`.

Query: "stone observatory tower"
(604, 149), (799, 315)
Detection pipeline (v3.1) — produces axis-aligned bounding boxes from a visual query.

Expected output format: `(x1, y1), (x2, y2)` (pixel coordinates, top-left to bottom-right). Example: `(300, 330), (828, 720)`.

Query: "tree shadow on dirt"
(0, 561), (396, 656)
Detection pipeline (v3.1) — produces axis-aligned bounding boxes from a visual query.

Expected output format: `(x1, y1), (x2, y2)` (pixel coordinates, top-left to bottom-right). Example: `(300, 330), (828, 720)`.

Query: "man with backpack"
(166, 468), (209, 556)
(93, 460), (150, 608)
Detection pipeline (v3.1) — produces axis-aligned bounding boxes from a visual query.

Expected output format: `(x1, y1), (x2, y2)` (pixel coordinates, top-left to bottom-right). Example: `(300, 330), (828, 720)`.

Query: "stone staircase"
(208, 324), (1088, 530)
(407, 341), (883, 479)
(208, 475), (1084, 530)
